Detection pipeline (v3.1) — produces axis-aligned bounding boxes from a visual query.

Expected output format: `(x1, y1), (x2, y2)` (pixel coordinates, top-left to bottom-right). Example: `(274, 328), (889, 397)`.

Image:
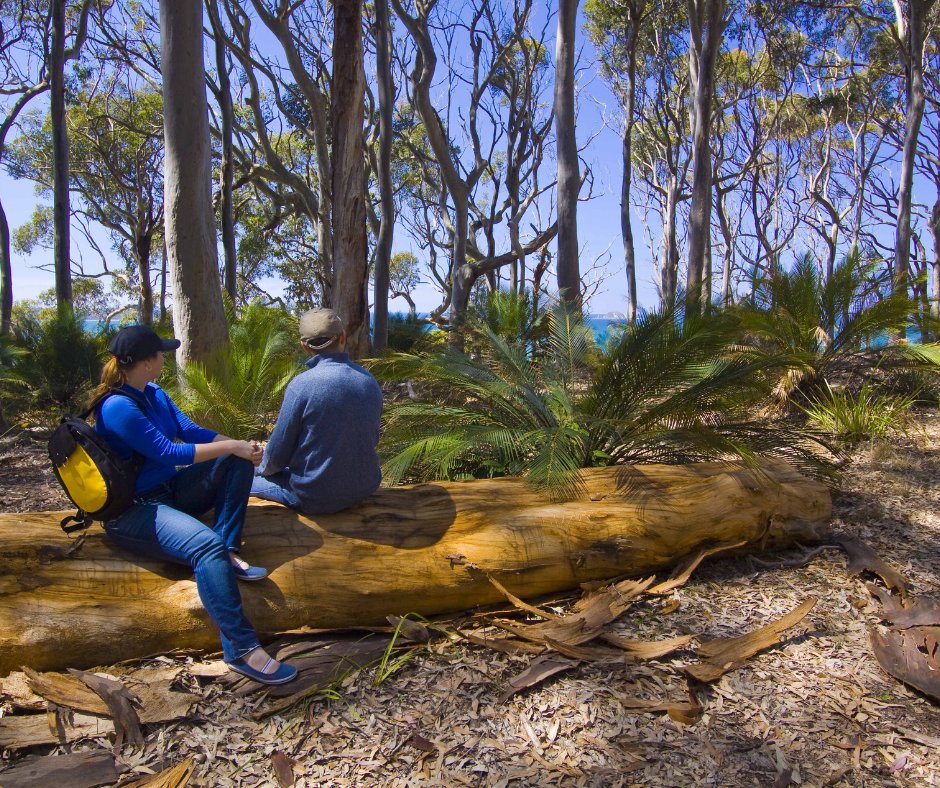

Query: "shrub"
(12, 306), (103, 417)
(799, 382), (916, 443)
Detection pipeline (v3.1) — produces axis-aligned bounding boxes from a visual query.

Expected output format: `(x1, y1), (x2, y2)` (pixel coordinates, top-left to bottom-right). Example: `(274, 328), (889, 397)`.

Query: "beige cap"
(300, 308), (344, 350)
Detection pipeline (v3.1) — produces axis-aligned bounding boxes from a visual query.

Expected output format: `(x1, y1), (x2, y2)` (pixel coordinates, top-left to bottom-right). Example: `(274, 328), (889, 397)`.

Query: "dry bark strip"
(647, 540), (748, 595)
(0, 751), (120, 788)
(67, 669), (143, 750)
(869, 627), (940, 702)
(684, 597), (818, 682)
(120, 757), (195, 788)
(499, 655), (580, 702)
(836, 536), (909, 596)
(0, 462), (830, 674)
(868, 585), (940, 629)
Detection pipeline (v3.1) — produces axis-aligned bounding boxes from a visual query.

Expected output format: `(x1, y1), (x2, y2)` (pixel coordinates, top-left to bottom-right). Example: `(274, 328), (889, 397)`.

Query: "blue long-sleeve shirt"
(95, 382), (217, 495)
(257, 352), (383, 514)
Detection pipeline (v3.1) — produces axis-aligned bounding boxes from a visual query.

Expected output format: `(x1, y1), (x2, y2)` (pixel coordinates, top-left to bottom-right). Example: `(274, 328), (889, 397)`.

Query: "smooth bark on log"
(0, 462), (830, 675)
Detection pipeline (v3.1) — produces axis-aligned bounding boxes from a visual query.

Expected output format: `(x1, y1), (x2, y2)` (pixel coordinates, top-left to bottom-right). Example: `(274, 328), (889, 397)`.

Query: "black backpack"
(48, 388), (146, 535)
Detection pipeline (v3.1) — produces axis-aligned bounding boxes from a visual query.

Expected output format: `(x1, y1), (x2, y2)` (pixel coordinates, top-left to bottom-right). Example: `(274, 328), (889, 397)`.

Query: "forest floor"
(0, 414), (938, 787)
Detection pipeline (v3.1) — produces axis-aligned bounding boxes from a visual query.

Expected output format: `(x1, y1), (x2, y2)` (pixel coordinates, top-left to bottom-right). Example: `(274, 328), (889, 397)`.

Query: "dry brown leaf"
(121, 757), (195, 788)
(648, 541), (747, 595)
(499, 655), (578, 703)
(0, 751), (120, 788)
(666, 686), (704, 726)
(271, 750), (296, 788)
(837, 536), (909, 596)
(406, 732), (437, 753)
(685, 598), (817, 683)
(869, 627), (940, 702)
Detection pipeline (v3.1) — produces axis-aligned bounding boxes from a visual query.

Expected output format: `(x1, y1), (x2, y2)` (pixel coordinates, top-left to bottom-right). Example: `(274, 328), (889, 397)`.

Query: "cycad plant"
(12, 306), (103, 416)
(169, 302), (302, 439)
(371, 304), (832, 498)
(736, 251), (933, 408)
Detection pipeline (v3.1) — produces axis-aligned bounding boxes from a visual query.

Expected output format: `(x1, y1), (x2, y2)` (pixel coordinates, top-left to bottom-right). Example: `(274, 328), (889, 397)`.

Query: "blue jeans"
(251, 471), (302, 510)
(104, 456), (260, 662)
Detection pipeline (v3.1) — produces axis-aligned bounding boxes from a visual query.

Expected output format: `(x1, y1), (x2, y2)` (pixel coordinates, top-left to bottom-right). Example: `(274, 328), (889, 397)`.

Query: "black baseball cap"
(109, 325), (181, 366)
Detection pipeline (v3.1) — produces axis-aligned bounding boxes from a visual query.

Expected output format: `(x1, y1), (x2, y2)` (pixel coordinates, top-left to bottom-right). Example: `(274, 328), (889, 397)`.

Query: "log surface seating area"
(0, 462), (831, 675)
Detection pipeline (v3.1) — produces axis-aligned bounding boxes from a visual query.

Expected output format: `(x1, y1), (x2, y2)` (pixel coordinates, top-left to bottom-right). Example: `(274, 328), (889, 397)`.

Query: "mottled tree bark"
(50, 0), (72, 307)
(160, 0), (229, 374)
(331, 0), (370, 357)
(555, 0), (581, 310)
(372, 0), (395, 352)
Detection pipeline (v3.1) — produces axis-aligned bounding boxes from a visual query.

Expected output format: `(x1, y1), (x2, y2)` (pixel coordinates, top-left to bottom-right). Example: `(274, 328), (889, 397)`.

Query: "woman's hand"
(228, 440), (263, 466)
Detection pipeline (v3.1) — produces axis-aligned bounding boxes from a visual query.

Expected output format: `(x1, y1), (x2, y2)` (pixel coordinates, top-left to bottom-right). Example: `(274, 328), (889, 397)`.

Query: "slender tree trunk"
(208, 0), (238, 307)
(554, 0), (581, 310)
(621, 114), (637, 324)
(894, 0), (933, 303)
(160, 0), (229, 372)
(0, 201), (11, 334)
(51, 0), (72, 307)
(662, 178), (680, 306)
(135, 234), (154, 326)
(331, 0), (370, 358)
(685, 0), (725, 315)
(372, 0), (395, 353)
(931, 198), (940, 334)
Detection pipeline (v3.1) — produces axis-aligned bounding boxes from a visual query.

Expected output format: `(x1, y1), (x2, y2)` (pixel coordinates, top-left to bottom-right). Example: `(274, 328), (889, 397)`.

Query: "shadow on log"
(0, 462), (831, 674)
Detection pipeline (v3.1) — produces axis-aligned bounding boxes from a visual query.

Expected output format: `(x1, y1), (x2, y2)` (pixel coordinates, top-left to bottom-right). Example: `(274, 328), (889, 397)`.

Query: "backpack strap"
(60, 511), (93, 535)
(80, 386), (149, 420)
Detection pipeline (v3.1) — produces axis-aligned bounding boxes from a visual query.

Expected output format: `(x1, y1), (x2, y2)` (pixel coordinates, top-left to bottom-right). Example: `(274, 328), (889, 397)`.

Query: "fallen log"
(0, 462), (831, 675)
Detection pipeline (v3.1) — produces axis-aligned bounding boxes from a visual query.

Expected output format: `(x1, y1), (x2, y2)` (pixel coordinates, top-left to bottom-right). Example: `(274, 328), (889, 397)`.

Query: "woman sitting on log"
(91, 325), (297, 686)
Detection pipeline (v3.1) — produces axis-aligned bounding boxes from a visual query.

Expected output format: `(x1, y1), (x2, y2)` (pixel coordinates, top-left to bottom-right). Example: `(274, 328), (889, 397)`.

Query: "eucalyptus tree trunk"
(894, 0), (934, 303)
(160, 0), (229, 373)
(331, 0), (370, 358)
(50, 0), (72, 307)
(685, 0), (726, 315)
(207, 0), (238, 307)
(619, 1), (646, 324)
(662, 177), (680, 306)
(135, 233), (154, 326)
(372, 0), (395, 353)
(0, 202), (11, 334)
(555, 0), (581, 310)
(931, 198), (940, 332)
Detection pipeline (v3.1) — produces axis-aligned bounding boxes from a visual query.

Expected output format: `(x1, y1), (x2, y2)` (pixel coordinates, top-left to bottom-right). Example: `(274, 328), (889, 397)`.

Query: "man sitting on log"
(251, 308), (384, 514)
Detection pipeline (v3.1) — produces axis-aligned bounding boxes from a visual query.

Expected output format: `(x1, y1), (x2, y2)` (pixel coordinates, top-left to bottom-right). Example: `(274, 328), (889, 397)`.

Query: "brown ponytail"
(90, 357), (127, 404)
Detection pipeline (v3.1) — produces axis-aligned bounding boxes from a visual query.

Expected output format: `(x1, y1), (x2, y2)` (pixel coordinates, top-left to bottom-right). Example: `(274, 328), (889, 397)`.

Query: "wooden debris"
(598, 633), (693, 659)
(869, 627), (940, 703)
(648, 540), (747, 595)
(492, 577), (654, 648)
(836, 536), (909, 596)
(684, 598), (817, 682)
(0, 670), (197, 750)
(499, 655), (579, 702)
(67, 669), (143, 750)
(23, 667), (109, 716)
(666, 686), (704, 726)
(120, 757), (195, 788)
(0, 751), (120, 788)
(868, 585), (940, 629)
